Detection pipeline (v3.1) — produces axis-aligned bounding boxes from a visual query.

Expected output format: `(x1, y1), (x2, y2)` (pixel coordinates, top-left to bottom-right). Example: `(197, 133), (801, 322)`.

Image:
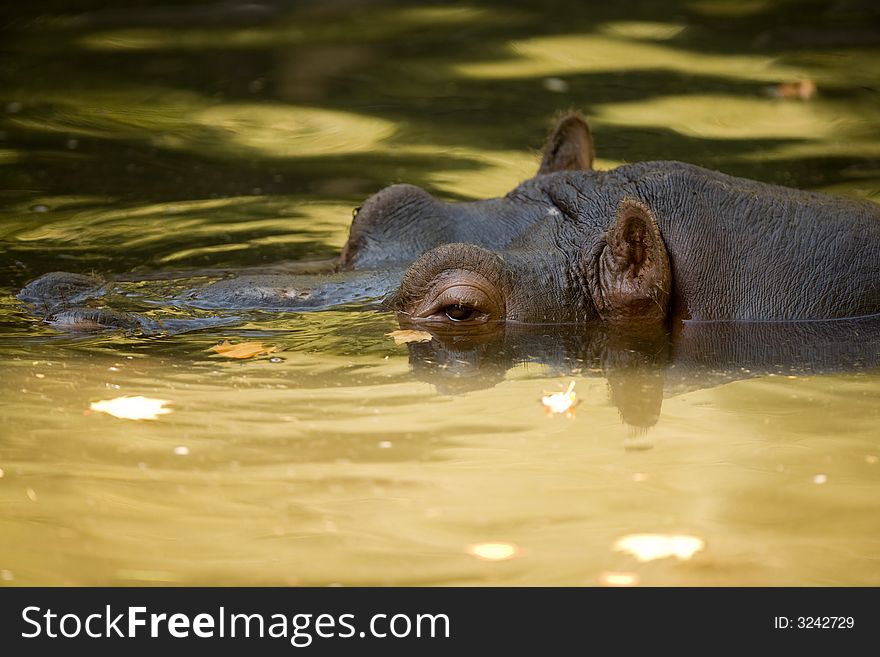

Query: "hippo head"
(18, 107), (879, 339)
(341, 111), (596, 271)
(343, 112), (673, 333)
(386, 196), (671, 331)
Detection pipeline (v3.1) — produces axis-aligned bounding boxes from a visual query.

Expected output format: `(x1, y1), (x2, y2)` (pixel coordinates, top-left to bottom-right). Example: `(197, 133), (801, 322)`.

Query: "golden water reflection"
(1, 1), (879, 586)
(457, 33), (805, 83)
(1, 320), (879, 586)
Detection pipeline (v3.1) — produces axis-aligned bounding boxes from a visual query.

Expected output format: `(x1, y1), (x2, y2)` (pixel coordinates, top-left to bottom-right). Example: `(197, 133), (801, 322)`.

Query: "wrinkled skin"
(351, 113), (879, 332)
(20, 111), (879, 336)
(383, 162), (880, 328)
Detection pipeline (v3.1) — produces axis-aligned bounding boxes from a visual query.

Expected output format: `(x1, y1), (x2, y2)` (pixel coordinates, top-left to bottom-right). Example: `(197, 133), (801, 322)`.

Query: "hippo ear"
(538, 111), (594, 174)
(596, 199), (671, 323)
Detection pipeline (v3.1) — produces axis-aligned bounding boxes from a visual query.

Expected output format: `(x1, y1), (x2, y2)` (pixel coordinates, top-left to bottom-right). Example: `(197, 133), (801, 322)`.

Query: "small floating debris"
(769, 78), (817, 100)
(26, 488), (37, 501)
(386, 329), (432, 345)
(378, 441), (393, 449)
(541, 380), (577, 416)
(0, 569), (13, 582)
(543, 77), (569, 93)
(173, 446), (190, 456)
(598, 571), (640, 587)
(466, 542), (521, 561)
(866, 455), (878, 465)
(812, 473), (828, 485)
(0, 467), (4, 478)
(90, 396), (172, 421)
(210, 340), (277, 359)
(613, 533), (705, 562)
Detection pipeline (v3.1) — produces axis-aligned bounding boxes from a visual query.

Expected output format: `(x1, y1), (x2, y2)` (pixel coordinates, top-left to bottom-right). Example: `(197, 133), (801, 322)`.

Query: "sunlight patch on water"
(195, 105), (395, 157)
(593, 94), (840, 140)
(456, 33), (806, 83)
(748, 141), (880, 164)
(10, 92), (397, 159)
(423, 148), (536, 198)
(8, 89), (213, 141)
(409, 145), (623, 199)
(4, 196), (353, 270)
(599, 21), (687, 41)
(75, 6), (510, 52)
(589, 93), (880, 193)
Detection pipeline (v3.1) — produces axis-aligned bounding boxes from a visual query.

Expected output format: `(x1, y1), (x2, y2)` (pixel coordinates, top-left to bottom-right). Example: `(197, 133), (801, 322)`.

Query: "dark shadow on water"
(0, 120), (484, 204)
(1, 0), (878, 216)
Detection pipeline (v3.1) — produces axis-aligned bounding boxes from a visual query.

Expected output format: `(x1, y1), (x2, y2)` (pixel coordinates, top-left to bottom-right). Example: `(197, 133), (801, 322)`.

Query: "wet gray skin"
(17, 267), (407, 334)
(17, 112), (880, 336)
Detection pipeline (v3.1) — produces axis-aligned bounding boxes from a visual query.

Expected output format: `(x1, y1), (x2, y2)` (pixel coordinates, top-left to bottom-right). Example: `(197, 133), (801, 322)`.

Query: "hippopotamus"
(17, 111), (880, 334)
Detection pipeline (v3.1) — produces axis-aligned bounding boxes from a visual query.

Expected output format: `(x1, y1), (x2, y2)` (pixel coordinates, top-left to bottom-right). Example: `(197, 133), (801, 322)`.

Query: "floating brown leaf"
(386, 329), (433, 345)
(210, 340), (277, 359)
(770, 79), (816, 100)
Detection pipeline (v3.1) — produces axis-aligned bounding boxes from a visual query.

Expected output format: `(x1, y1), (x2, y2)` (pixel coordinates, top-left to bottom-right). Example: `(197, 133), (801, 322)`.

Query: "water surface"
(1, 0), (879, 586)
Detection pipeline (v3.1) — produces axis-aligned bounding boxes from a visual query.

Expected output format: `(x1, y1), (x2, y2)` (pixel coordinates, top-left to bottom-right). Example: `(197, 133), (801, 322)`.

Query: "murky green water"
(1, 0), (879, 586)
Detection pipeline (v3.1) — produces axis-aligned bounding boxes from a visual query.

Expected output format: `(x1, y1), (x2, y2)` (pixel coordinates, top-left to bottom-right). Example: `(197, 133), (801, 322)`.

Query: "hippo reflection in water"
(18, 112), (880, 429)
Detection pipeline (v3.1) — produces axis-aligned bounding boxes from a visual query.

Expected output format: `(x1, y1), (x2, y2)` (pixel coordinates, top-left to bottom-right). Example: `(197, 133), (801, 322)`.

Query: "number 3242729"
(774, 617), (855, 629)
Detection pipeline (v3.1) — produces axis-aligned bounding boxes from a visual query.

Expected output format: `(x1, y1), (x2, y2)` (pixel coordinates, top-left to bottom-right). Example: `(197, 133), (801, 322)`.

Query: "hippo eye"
(417, 279), (502, 326)
(352, 205), (362, 218)
(389, 257), (507, 329)
(444, 304), (475, 322)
